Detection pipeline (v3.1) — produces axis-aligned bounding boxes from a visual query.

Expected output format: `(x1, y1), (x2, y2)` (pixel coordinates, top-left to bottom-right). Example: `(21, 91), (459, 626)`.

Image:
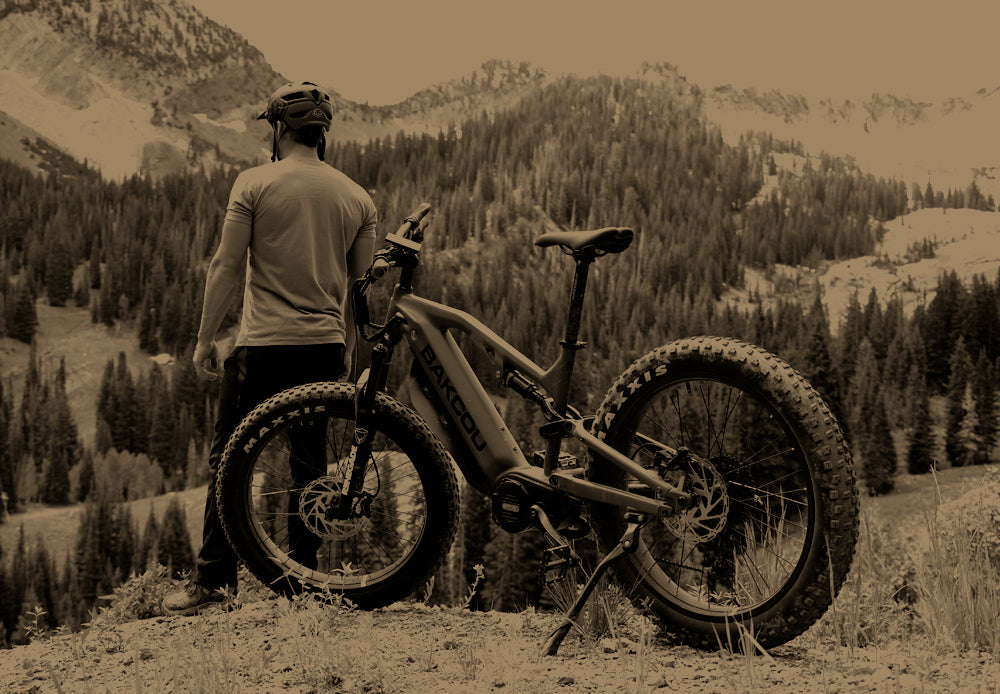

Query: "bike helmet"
(257, 81), (333, 161)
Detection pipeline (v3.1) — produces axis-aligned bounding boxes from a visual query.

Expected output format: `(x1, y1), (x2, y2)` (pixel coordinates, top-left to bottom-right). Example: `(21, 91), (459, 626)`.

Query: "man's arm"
(343, 233), (376, 371)
(194, 219), (251, 379)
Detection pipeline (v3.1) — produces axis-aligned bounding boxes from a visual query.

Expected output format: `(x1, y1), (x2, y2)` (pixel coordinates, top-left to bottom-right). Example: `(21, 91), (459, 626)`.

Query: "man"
(163, 82), (377, 615)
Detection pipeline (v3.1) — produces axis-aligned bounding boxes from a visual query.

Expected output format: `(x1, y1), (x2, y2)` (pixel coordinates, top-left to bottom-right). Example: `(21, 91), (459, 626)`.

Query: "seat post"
(552, 254), (593, 414)
(542, 255), (593, 475)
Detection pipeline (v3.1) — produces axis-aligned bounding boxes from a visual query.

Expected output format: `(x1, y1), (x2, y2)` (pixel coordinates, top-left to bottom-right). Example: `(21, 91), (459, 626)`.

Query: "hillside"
(820, 207), (1000, 329)
(0, 299), (153, 446)
(703, 82), (1000, 204)
(2, 464), (998, 692)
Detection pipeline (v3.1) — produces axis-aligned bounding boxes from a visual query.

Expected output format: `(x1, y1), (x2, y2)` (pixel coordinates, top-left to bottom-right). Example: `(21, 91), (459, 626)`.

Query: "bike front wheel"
(217, 382), (459, 606)
(589, 337), (858, 650)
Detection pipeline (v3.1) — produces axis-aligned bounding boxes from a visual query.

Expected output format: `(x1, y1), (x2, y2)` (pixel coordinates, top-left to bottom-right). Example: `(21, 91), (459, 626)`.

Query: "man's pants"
(195, 343), (346, 590)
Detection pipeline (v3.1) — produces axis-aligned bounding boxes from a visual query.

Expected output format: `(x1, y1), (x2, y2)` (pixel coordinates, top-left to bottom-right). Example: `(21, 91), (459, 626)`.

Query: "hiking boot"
(161, 582), (231, 616)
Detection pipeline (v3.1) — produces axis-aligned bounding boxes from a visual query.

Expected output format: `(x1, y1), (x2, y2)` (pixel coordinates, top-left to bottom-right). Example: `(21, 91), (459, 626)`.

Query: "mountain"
(4, 0), (998, 200)
(0, 0), (283, 177)
(701, 80), (1000, 203)
(0, 0), (550, 179)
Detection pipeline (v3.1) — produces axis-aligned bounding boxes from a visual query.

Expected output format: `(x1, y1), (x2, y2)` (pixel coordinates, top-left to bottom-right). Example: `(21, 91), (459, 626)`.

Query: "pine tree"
(0, 378), (14, 516)
(459, 485), (491, 611)
(971, 350), (997, 463)
(157, 496), (194, 579)
(865, 396), (897, 493)
(29, 540), (57, 631)
(906, 368), (936, 474)
(801, 292), (840, 415)
(944, 339), (972, 466)
(137, 506), (159, 571)
(44, 241), (74, 307)
(40, 456), (70, 505)
(75, 450), (95, 503)
(847, 338), (880, 446)
(5, 527), (29, 640)
(6, 280), (37, 343)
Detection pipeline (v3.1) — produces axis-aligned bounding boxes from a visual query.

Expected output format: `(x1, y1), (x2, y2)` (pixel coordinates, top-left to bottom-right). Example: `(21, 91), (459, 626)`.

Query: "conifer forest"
(0, 75), (997, 643)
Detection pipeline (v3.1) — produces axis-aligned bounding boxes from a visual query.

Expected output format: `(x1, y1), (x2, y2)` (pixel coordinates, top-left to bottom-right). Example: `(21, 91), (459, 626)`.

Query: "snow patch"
(192, 112), (247, 133)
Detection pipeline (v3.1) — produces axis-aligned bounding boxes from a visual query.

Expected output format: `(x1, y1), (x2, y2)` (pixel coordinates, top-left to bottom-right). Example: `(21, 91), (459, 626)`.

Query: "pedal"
(532, 504), (582, 591)
(538, 544), (576, 586)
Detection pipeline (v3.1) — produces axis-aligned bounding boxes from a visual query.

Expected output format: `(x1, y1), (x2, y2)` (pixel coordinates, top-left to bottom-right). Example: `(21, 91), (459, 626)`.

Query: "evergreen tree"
(6, 280), (37, 343)
(924, 272), (966, 393)
(800, 291), (840, 416)
(865, 396), (897, 493)
(5, 527), (29, 640)
(906, 367), (936, 474)
(76, 450), (95, 503)
(944, 339), (972, 466)
(55, 552), (84, 631)
(0, 378), (14, 516)
(44, 241), (74, 307)
(40, 456), (70, 505)
(137, 506), (159, 571)
(971, 350), (997, 463)
(157, 496), (194, 579)
(459, 485), (491, 611)
(29, 541), (57, 631)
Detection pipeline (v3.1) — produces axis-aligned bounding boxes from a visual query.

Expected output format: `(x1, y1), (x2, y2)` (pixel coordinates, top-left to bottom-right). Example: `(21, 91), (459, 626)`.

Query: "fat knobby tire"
(217, 381), (459, 607)
(589, 336), (859, 650)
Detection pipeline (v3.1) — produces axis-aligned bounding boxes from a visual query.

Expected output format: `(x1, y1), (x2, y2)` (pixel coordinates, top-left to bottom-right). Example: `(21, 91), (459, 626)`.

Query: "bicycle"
(216, 203), (859, 654)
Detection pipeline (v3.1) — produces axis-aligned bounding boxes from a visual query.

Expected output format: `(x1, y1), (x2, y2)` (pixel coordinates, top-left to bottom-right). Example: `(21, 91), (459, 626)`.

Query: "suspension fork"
(336, 318), (405, 516)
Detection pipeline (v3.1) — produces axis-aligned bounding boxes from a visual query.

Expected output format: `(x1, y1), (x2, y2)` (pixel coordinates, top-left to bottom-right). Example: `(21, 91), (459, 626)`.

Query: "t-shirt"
(224, 157), (377, 346)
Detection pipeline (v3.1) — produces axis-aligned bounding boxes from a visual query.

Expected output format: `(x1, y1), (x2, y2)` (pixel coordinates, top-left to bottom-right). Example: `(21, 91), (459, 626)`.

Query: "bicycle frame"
(388, 291), (688, 517)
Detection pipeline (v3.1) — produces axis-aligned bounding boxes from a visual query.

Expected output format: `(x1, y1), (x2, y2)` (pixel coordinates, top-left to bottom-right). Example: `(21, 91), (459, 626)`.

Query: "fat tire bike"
(216, 203), (859, 654)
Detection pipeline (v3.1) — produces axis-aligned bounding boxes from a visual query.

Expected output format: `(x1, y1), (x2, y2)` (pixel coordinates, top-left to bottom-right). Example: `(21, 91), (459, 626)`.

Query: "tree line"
(0, 492), (195, 645)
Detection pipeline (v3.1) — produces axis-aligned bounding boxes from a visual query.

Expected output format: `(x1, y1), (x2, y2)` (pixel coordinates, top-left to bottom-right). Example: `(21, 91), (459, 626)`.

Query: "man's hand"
(193, 340), (220, 381)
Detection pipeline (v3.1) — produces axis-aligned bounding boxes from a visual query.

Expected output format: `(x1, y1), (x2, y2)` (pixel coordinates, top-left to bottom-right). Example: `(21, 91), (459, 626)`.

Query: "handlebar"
(352, 202), (432, 341)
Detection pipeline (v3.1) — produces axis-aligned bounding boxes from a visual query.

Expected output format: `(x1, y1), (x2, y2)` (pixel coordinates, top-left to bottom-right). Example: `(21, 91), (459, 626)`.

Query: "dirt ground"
(1, 597), (997, 694)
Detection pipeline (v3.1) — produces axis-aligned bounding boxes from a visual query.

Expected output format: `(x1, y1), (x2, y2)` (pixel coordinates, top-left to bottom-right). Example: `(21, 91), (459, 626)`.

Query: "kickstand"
(541, 514), (646, 656)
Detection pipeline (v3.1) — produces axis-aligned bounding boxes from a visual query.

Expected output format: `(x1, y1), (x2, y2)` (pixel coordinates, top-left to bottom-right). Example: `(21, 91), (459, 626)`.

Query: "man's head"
(258, 82), (333, 161)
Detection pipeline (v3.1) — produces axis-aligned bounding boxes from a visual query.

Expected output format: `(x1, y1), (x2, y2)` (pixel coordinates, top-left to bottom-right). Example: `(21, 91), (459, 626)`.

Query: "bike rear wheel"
(217, 382), (459, 606)
(589, 337), (858, 650)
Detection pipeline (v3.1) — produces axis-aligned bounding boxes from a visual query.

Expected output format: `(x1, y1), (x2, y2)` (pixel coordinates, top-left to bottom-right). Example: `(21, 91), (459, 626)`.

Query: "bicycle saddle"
(534, 227), (634, 256)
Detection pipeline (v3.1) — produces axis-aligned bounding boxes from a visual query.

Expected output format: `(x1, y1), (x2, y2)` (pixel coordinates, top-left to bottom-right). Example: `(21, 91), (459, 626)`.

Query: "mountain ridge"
(2, 0), (999, 202)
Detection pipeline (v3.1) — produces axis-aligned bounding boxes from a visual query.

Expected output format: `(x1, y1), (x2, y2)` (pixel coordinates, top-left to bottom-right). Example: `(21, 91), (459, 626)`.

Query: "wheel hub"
(298, 476), (363, 541)
(657, 449), (729, 542)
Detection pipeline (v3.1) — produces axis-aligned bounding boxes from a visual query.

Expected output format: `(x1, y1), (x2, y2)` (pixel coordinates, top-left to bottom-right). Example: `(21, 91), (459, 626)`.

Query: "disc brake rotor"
(298, 476), (363, 541)
(658, 450), (729, 543)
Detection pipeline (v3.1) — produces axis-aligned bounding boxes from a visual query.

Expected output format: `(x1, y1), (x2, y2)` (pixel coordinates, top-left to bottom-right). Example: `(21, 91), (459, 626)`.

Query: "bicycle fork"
(337, 333), (398, 519)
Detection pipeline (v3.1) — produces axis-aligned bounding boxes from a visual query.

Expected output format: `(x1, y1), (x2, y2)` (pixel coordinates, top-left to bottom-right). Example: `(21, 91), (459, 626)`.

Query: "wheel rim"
(612, 375), (817, 617)
(243, 414), (429, 590)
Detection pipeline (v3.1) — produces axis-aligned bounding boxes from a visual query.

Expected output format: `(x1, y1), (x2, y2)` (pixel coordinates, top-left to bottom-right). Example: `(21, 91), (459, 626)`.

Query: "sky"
(189, 0), (1000, 105)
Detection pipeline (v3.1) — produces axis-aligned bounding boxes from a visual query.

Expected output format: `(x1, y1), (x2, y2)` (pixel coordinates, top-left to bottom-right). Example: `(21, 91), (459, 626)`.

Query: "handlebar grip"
(371, 257), (391, 278)
(395, 202), (432, 237)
